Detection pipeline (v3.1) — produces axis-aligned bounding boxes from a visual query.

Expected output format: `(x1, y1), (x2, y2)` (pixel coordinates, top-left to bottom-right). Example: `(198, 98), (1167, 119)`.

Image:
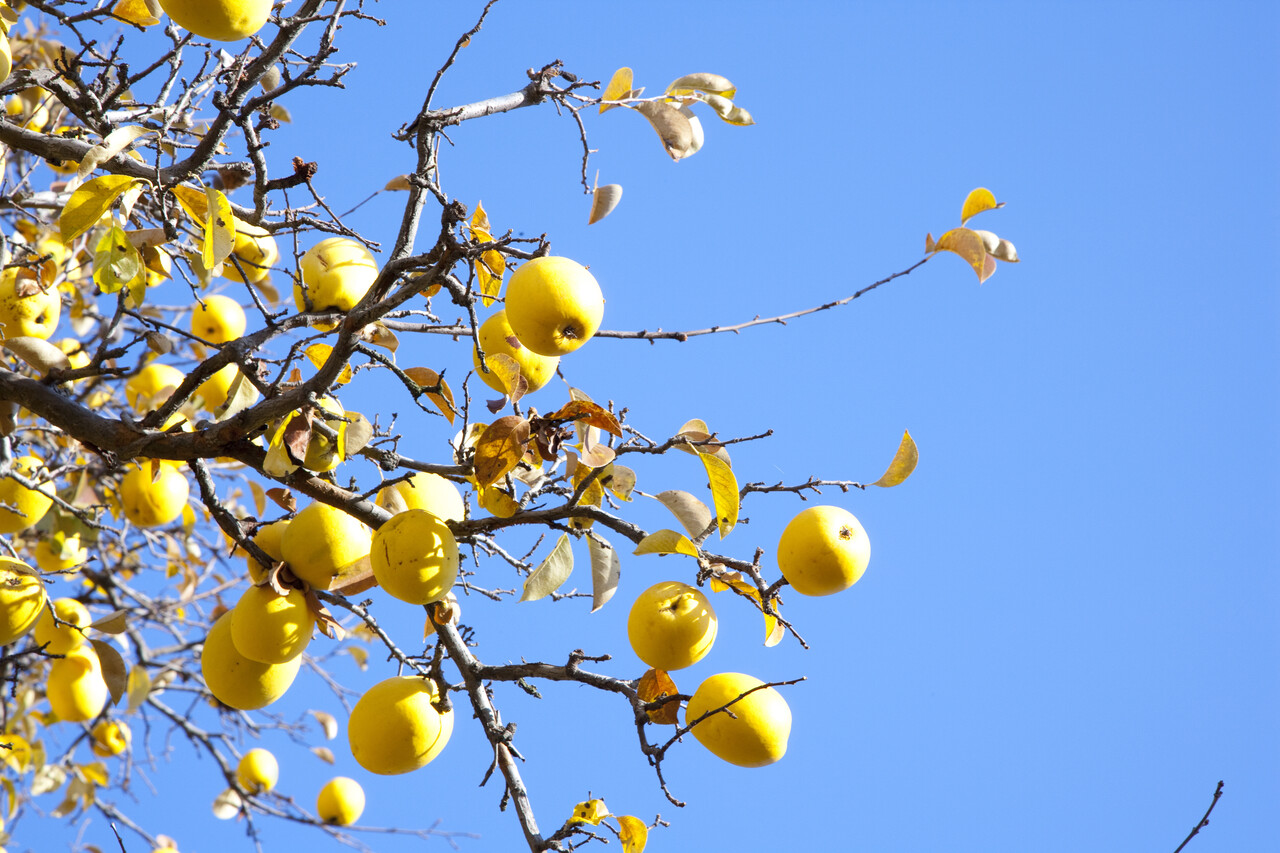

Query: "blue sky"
(22, 2), (1279, 852)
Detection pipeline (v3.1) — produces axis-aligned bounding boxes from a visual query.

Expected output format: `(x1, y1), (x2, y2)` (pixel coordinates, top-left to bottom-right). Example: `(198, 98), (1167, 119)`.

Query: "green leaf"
(588, 535), (620, 613)
(92, 225), (144, 295)
(520, 534), (573, 602)
(60, 175), (144, 243)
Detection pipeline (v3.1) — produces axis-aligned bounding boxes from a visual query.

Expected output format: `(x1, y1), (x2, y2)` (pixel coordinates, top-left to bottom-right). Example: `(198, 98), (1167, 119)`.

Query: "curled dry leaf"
(634, 100), (696, 160)
(265, 487), (296, 512)
(2, 337), (71, 377)
(384, 174), (412, 191)
(872, 429), (919, 488)
(403, 366), (456, 423)
(143, 330), (174, 355)
(654, 490), (713, 539)
(76, 126), (155, 180)
(666, 72), (736, 99)
(343, 412), (373, 457)
(310, 710), (339, 740)
(211, 787), (244, 820)
(311, 746), (335, 765)
(89, 609), (129, 635)
(89, 639), (128, 706)
(113, 0), (162, 26)
(588, 182), (623, 225)
(588, 535), (620, 613)
(932, 227), (997, 283)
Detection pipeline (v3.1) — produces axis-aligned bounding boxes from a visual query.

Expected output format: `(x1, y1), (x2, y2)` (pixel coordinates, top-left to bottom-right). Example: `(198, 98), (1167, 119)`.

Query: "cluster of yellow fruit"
(198, 475), (463, 780)
(232, 747), (365, 826)
(473, 256), (604, 396)
(625, 505), (870, 767)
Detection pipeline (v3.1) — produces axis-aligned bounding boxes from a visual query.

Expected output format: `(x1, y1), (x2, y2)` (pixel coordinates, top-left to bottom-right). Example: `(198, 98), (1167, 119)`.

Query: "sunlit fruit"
(126, 363), (184, 411)
(0, 732), (31, 771)
(189, 294), (246, 343)
(370, 510), (458, 605)
(230, 585), (313, 664)
(0, 33), (11, 86)
(236, 748), (279, 793)
(0, 455), (54, 534)
(348, 676), (453, 775)
(685, 672), (791, 768)
(503, 256), (603, 356)
(91, 719), (132, 757)
(627, 581), (717, 671)
(776, 505), (870, 596)
(119, 463), (190, 528)
(0, 558), (45, 646)
(375, 472), (465, 522)
(47, 645), (109, 722)
(280, 501), (372, 590)
(200, 610), (300, 710)
(294, 237), (378, 314)
(196, 364), (242, 413)
(316, 776), (364, 825)
(243, 518), (288, 583)
(156, 0), (272, 41)
(472, 308), (560, 394)
(45, 126), (81, 175)
(0, 267), (60, 340)
(224, 225), (278, 284)
(33, 597), (90, 655)
(34, 534), (89, 574)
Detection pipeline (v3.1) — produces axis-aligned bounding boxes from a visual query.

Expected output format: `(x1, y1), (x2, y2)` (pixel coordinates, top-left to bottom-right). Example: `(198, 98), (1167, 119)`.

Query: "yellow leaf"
(305, 343), (352, 385)
(473, 415), (531, 488)
(477, 483), (520, 518)
(872, 429), (919, 487)
(476, 248), (504, 307)
(604, 464), (635, 502)
(600, 67), (633, 113)
(678, 90), (754, 126)
(60, 175), (144, 244)
(633, 529), (699, 557)
(89, 609), (129, 634)
(519, 534), (573, 602)
(960, 187), (1004, 225)
(588, 536), (620, 612)
(666, 72), (737, 100)
(125, 664), (151, 714)
(932, 227), (996, 283)
(569, 798), (610, 826)
(470, 200), (492, 237)
(637, 668), (680, 725)
(710, 570), (782, 646)
(78, 761), (109, 787)
(202, 185), (236, 274)
(480, 352), (526, 400)
(697, 449), (738, 538)
(170, 184), (209, 222)
(403, 366), (456, 423)
(112, 0), (160, 26)
(384, 174), (412, 191)
(618, 815), (649, 853)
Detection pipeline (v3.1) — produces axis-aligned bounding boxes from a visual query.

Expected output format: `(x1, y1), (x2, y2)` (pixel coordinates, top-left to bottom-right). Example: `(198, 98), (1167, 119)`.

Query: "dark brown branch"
(1172, 781), (1225, 853)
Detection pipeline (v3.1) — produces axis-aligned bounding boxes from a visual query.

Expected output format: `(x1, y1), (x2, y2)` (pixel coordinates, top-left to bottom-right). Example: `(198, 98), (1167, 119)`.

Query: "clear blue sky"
(24, 2), (1278, 851)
